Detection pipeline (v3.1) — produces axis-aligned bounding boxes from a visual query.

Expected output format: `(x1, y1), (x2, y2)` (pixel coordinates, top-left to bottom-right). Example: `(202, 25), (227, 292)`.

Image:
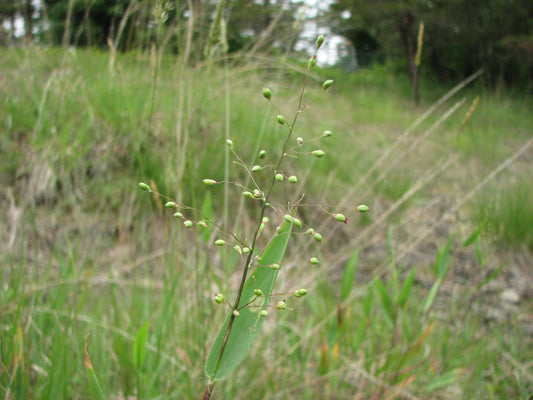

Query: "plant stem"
(207, 54), (316, 385)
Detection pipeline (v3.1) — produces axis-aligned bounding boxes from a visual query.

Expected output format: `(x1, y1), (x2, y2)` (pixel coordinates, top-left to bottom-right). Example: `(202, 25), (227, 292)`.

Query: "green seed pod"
(226, 139), (233, 149)
(316, 34), (325, 50)
(288, 175), (298, 184)
(334, 213), (347, 223)
(183, 220), (193, 228)
(214, 293), (225, 304)
(242, 247), (250, 254)
(308, 56), (317, 69)
(165, 201), (177, 208)
(277, 115), (286, 125)
(197, 220), (208, 228)
(259, 222), (265, 233)
(258, 149), (267, 159)
(323, 130), (332, 137)
(270, 263), (280, 270)
(253, 189), (262, 198)
(254, 288), (264, 297)
(138, 182), (151, 191)
(312, 150), (326, 158)
(251, 165), (262, 173)
(262, 87), (272, 100)
(313, 232), (323, 242)
(293, 218), (302, 228)
(174, 212), (184, 219)
(357, 204), (369, 212)
(276, 300), (287, 310)
(284, 214), (293, 223)
(262, 217), (269, 223)
(293, 289), (308, 298)
(308, 257), (319, 265)
(275, 173), (284, 182)
(242, 191), (254, 199)
(260, 310), (268, 317)
(321, 80), (334, 90)
(296, 137), (304, 145)
(306, 228), (315, 235)
(233, 245), (242, 254)
(233, 310), (240, 317)
(214, 239), (226, 246)
(203, 179), (216, 186)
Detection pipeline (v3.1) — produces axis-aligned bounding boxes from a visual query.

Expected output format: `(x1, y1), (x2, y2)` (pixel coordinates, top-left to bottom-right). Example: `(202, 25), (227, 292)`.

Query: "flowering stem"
(206, 43), (320, 392)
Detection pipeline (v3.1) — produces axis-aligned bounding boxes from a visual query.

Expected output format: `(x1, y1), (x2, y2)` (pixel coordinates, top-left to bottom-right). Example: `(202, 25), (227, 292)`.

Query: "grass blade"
(340, 251), (358, 302)
(132, 321), (150, 370)
(375, 277), (395, 327)
(84, 335), (106, 400)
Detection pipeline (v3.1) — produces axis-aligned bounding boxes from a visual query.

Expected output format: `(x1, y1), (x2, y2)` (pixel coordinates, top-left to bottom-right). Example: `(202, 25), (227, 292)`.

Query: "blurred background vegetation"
(1, 1), (532, 399)
(1, 0), (532, 90)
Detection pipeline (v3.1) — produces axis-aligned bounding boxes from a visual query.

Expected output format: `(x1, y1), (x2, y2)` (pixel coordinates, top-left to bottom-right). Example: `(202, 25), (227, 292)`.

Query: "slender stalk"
(205, 48), (317, 394)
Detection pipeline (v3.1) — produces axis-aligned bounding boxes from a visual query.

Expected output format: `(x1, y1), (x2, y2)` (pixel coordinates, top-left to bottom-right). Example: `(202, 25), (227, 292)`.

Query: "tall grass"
(1, 47), (532, 399)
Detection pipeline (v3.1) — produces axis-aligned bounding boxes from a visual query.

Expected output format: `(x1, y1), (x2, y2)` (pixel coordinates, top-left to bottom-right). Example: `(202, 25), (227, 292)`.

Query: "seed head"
(165, 201), (178, 208)
(174, 212), (184, 219)
(242, 191), (254, 199)
(183, 220), (193, 228)
(214, 239), (226, 246)
(293, 218), (302, 228)
(316, 35), (325, 50)
(276, 300), (288, 310)
(334, 213), (347, 223)
(323, 130), (332, 137)
(288, 175), (298, 184)
(312, 150), (326, 158)
(308, 55), (317, 70)
(254, 288), (264, 297)
(214, 293), (225, 304)
(277, 115), (286, 125)
(138, 182), (151, 191)
(251, 165), (262, 173)
(284, 214), (294, 223)
(293, 289), (308, 298)
(226, 139), (233, 149)
(260, 310), (268, 317)
(203, 179), (216, 186)
(275, 173), (284, 182)
(258, 150), (267, 159)
(321, 80), (334, 91)
(308, 257), (319, 265)
(262, 87), (272, 101)
(313, 232), (323, 242)
(297, 137), (304, 145)
(233, 310), (240, 317)
(356, 204), (369, 212)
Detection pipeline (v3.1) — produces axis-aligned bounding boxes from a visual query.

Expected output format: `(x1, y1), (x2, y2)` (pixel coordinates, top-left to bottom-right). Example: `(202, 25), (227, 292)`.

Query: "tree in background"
(329, 0), (427, 103)
(0, 0), (35, 43)
(329, 0), (533, 91)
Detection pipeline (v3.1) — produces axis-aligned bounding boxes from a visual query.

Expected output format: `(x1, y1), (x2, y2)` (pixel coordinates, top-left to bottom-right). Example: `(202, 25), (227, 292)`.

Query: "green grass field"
(1, 47), (532, 399)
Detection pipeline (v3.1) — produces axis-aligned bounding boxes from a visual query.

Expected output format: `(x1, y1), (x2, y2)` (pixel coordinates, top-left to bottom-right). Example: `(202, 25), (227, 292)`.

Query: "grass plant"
(1, 36), (532, 399)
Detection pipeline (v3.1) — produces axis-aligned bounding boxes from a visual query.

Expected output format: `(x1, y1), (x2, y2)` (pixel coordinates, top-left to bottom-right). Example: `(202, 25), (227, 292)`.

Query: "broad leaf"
(205, 220), (293, 381)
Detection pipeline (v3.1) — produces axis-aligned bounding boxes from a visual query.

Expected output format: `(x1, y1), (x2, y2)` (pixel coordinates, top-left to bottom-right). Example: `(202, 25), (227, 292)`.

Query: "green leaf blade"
(205, 221), (293, 381)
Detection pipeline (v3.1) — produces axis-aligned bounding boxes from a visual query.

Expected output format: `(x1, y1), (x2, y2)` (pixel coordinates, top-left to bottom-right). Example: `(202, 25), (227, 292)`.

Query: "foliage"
(1, 45), (532, 399)
(329, 0), (533, 90)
